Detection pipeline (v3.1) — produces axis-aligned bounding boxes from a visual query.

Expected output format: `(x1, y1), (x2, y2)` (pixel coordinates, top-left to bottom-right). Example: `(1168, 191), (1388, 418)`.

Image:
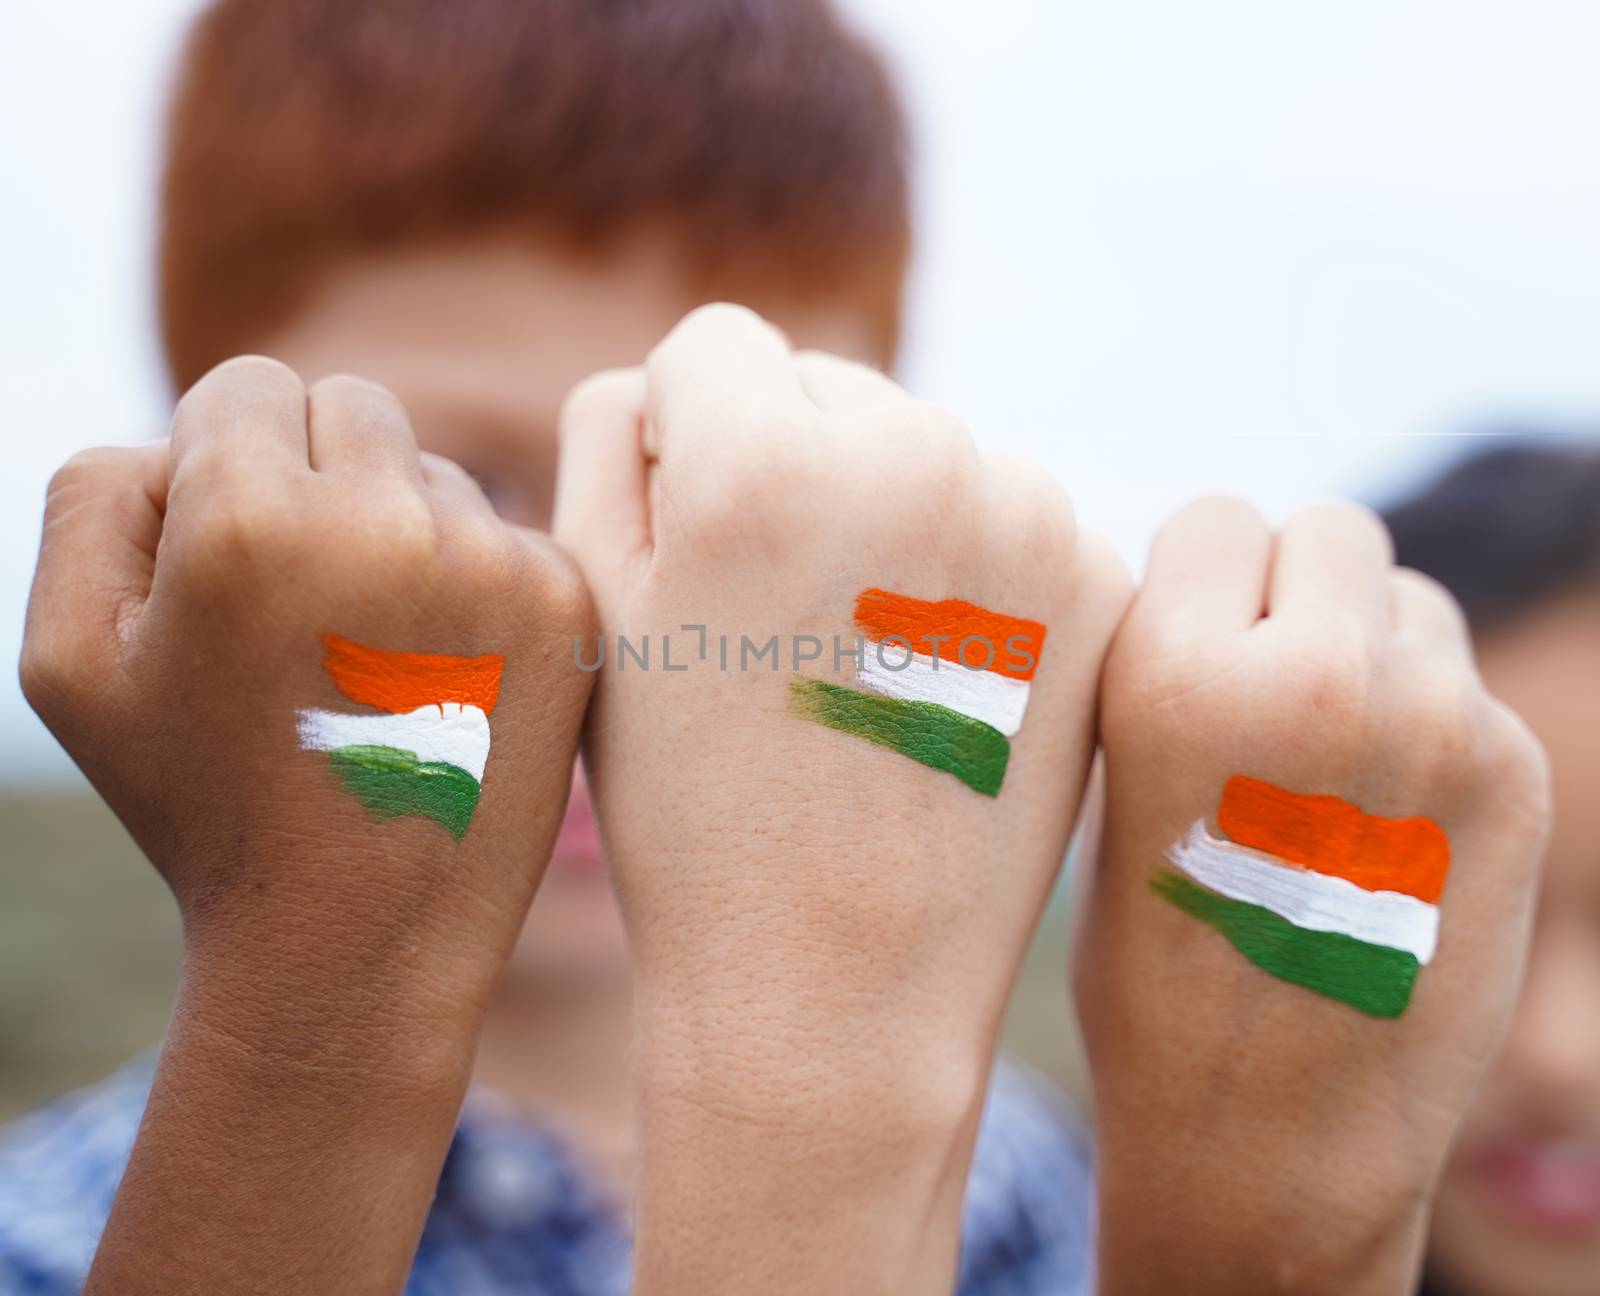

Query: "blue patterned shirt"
(0, 1057), (1093, 1294)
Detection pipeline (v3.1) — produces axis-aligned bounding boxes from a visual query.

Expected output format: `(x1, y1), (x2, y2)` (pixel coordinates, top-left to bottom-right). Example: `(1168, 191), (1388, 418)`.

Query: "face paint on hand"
(1152, 775), (1451, 1018)
(297, 634), (505, 840)
(790, 589), (1047, 797)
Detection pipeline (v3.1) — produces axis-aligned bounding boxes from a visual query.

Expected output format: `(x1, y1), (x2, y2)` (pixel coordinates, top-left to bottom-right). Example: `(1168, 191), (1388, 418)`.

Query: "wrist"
(631, 995), (992, 1293)
(86, 948), (478, 1296)
(175, 919), (495, 1088)
(633, 1057), (985, 1296)
(1094, 1112), (1435, 1295)
(633, 977), (993, 1144)
(179, 856), (521, 1040)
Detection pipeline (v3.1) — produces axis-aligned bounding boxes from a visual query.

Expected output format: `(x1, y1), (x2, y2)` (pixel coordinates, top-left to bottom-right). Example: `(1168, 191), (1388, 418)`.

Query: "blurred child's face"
(254, 231), (887, 984)
(1431, 592), (1600, 1296)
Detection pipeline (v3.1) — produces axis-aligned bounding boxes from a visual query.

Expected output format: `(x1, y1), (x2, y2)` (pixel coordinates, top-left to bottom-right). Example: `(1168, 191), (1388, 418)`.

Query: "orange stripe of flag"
(321, 634), (505, 716)
(853, 589), (1046, 682)
(1217, 775), (1450, 904)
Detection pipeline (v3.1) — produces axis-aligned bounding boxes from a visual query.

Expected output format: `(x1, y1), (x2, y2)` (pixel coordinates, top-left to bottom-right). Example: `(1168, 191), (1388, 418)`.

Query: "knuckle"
(308, 371), (382, 397)
(1392, 566), (1469, 625)
(559, 368), (645, 442)
(681, 301), (768, 336)
(309, 374), (412, 440)
(1480, 699), (1553, 805)
(795, 351), (902, 402)
(1001, 462), (1079, 561)
(1071, 527), (1135, 613)
(178, 490), (297, 576)
(1394, 668), (1477, 764)
(308, 372), (402, 413)
(1169, 494), (1267, 536)
(432, 494), (508, 563)
(17, 637), (70, 716)
(1151, 494), (1270, 560)
(418, 450), (474, 487)
(351, 493), (438, 567)
(875, 404), (977, 511)
(898, 400), (975, 456)
(171, 355), (306, 458)
(43, 447), (131, 514)
(181, 354), (304, 411)
(48, 446), (127, 488)
(515, 534), (596, 635)
(793, 348), (860, 375)
(650, 303), (779, 369)
(18, 618), (101, 726)
(176, 484), (440, 594)
(454, 514), (509, 565)
(1290, 499), (1396, 560)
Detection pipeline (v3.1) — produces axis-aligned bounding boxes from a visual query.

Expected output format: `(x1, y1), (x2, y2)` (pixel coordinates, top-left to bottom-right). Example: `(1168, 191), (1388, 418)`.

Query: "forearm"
(86, 950), (488, 1296)
(631, 993), (990, 1295)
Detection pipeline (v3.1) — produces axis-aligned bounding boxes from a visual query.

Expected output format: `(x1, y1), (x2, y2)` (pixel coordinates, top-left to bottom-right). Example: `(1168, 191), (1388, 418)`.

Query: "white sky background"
(3, 0), (1599, 784)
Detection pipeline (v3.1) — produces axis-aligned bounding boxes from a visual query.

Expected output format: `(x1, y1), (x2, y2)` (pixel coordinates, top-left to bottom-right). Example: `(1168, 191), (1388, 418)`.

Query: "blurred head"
(1384, 442), (1600, 1296)
(158, 0), (911, 983)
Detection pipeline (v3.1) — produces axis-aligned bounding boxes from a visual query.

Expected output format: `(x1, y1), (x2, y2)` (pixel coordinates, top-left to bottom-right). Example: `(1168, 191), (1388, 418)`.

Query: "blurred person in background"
(0, 1), (1093, 1292)
(1384, 441), (1600, 1296)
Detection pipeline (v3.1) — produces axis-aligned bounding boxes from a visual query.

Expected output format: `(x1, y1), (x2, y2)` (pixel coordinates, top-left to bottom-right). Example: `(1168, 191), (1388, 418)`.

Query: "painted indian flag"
(788, 589), (1046, 797)
(1153, 775), (1452, 1018)
(297, 634), (505, 840)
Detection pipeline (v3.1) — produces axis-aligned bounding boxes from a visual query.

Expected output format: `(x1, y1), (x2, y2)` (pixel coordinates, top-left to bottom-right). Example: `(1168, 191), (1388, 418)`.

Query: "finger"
(793, 351), (903, 410)
(168, 356), (308, 488)
(1268, 501), (1393, 627)
(643, 303), (809, 461)
(419, 451), (499, 527)
(24, 442), (169, 671)
(420, 451), (492, 505)
(1389, 568), (1474, 665)
(1138, 496), (1272, 633)
(306, 375), (425, 483)
(554, 369), (651, 585)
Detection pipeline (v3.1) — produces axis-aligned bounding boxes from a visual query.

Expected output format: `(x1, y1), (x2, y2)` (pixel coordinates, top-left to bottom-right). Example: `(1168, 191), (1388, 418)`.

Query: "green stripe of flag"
(326, 744), (481, 841)
(788, 678), (1010, 797)
(1150, 870), (1419, 1018)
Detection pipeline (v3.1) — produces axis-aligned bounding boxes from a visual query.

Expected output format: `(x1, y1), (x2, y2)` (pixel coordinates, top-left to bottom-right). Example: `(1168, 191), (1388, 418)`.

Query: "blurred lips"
(1468, 1135), (1600, 1236)
(550, 775), (606, 878)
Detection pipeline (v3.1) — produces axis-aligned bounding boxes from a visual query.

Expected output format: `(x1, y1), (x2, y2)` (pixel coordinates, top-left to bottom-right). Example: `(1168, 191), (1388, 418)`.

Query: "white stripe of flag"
(857, 648), (1031, 736)
(296, 702), (491, 782)
(1166, 820), (1440, 965)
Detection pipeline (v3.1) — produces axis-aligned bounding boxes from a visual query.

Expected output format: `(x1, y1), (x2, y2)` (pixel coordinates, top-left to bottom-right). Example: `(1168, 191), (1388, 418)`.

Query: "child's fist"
(22, 357), (594, 1023)
(1080, 498), (1550, 1294)
(554, 306), (1131, 1291)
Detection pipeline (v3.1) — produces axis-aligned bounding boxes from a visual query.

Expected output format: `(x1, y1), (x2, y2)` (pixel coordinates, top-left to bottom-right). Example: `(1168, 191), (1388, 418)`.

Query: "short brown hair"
(158, 0), (911, 391)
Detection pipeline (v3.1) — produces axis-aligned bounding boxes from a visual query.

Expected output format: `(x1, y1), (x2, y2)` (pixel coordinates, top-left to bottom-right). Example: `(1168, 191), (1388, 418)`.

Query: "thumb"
(21, 441), (169, 724)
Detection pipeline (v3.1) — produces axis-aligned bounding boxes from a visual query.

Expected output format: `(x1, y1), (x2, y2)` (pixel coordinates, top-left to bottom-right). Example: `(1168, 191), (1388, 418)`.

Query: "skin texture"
(22, 222), (1557, 1288)
(1147, 868), (1421, 1019)
(1079, 497), (1553, 1296)
(553, 304), (1132, 1293)
(255, 233), (888, 1189)
(19, 356), (595, 1296)
(787, 676), (1013, 796)
(1429, 593), (1600, 1296)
